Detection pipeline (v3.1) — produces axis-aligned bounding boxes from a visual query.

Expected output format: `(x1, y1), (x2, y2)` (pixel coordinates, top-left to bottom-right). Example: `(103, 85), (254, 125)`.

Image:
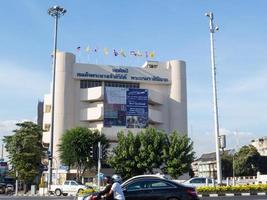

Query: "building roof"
(196, 149), (235, 162)
(197, 152), (216, 162)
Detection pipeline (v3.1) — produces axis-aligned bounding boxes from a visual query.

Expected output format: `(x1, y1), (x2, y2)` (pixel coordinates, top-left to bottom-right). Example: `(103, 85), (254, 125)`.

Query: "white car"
(183, 177), (214, 187)
(50, 180), (89, 196)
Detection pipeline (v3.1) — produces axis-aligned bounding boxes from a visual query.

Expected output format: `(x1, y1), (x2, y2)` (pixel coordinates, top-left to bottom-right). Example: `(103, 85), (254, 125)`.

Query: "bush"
(197, 184), (267, 194)
(78, 188), (95, 196)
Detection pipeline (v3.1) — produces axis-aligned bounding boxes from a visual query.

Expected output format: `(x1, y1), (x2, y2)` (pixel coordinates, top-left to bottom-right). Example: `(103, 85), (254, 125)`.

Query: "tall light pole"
(205, 12), (222, 184)
(47, 5), (66, 191)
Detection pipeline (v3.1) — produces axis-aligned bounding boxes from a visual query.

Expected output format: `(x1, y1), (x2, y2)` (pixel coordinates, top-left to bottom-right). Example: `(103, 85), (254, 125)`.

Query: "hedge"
(197, 184), (267, 194)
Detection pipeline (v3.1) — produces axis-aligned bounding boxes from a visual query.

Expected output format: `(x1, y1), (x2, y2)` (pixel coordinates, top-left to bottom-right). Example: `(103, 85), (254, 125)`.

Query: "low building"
(251, 137), (267, 156)
(192, 152), (217, 178)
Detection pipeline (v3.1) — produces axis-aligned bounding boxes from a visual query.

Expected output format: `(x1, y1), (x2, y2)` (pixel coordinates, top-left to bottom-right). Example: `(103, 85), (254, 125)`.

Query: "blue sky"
(0, 0), (267, 156)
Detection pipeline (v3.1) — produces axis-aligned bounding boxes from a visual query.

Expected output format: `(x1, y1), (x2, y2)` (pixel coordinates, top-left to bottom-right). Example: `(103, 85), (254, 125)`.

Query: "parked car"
(183, 177), (214, 188)
(121, 175), (199, 200)
(50, 180), (90, 196)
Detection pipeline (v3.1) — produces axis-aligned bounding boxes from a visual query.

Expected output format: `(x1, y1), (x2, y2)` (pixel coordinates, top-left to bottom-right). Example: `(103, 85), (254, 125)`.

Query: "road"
(0, 196), (75, 200)
(201, 195), (267, 200)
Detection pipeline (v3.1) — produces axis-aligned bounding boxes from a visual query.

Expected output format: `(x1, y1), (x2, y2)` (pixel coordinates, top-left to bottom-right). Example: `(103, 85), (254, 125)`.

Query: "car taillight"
(186, 188), (197, 197)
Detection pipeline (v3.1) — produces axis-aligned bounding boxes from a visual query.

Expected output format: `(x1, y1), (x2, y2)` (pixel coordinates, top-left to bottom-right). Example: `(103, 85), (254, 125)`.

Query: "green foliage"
(108, 131), (143, 179)
(58, 127), (109, 180)
(3, 121), (44, 184)
(221, 151), (233, 178)
(197, 184), (267, 194)
(136, 128), (169, 174)
(162, 132), (194, 178)
(234, 145), (260, 176)
(109, 128), (195, 179)
(78, 188), (95, 196)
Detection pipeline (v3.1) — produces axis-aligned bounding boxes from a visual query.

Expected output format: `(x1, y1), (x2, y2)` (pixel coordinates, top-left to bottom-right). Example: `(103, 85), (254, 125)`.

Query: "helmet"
(112, 174), (122, 183)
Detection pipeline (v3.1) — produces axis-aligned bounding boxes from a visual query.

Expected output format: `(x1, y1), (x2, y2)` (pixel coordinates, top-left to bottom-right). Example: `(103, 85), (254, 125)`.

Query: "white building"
(251, 137), (267, 156)
(42, 52), (188, 166)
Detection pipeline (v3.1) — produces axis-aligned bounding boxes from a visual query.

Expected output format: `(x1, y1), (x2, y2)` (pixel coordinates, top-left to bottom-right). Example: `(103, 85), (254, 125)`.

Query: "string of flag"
(76, 46), (155, 59)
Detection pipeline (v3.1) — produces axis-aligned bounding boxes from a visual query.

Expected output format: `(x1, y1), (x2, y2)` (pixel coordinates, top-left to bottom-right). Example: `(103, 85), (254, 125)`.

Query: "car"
(121, 175), (199, 200)
(182, 177), (214, 188)
(50, 180), (90, 196)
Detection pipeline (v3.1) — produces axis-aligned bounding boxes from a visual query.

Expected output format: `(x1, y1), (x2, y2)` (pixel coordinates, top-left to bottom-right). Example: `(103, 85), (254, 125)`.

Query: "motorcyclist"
(104, 175), (125, 200)
(97, 176), (114, 200)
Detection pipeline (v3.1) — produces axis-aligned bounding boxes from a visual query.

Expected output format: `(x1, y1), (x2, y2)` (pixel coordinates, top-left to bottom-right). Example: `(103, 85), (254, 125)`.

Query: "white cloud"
(0, 120), (17, 137)
(0, 119), (33, 139)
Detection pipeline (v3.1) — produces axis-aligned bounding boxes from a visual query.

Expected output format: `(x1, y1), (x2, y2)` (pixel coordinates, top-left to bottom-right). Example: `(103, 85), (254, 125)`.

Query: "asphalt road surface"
(201, 195), (267, 200)
(0, 196), (75, 200)
(1, 195), (267, 200)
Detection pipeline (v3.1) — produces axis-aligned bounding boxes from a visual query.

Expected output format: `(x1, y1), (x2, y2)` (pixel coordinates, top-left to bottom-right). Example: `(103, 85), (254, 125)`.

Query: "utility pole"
(47, 5), (66, 192)
(205, 12), (222, 184)
(97, 141), (101, 190)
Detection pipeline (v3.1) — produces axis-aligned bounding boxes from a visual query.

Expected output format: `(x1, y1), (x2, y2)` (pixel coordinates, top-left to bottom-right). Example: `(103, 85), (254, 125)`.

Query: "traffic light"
(39, 164), (48, 172)
(89, 144), (98, 161)
(89, 145), (94, 158)
(47, 150), (52, 160)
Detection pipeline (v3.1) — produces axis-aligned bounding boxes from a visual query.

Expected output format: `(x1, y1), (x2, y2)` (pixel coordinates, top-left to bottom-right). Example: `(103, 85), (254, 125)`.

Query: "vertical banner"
(104, 87), (126, 127)
(126, 89), (148, 128)
(104, 87), (148, 128)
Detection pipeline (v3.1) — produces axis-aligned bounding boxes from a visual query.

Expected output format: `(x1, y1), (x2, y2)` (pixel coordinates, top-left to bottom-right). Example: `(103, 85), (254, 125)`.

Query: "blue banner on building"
(126, 89), (148, 128)
(104, 87), (148, 128)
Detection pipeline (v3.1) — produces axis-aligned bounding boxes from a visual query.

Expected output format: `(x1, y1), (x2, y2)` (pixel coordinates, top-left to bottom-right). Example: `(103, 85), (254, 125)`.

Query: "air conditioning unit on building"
(142, 61), (159, 69)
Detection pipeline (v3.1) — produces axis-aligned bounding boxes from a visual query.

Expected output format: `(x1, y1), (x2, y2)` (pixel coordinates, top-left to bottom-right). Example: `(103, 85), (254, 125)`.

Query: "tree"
(109, 128), (195, 179)
(136, 128), (169, 174)
(58, 127), (108, 180)
(3, 121), (44, 192)
(162, 132), (195, 178)
(234, 145), (260, 176)
(221, 151), (233, 178)
(108, 131), (143, 179)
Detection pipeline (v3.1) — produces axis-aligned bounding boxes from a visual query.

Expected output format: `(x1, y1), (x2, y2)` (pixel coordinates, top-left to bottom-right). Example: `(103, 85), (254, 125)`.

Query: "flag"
(103, 48), (109, 55)
(130, 50), (137, 56)
(77, 46), (81, 51)
(149, 51), (155, 58)
(120, 49), (126, 57)
(85, 46), (91, 53)
(113, 49), (119, 56)
(145, 51), (149, 58)
(136, 50), (142, 57)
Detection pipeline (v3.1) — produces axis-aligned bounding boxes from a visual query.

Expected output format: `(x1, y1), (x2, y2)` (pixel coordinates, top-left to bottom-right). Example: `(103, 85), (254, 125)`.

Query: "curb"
(198, 192), (267, 197)
(16, 193), (77, 197)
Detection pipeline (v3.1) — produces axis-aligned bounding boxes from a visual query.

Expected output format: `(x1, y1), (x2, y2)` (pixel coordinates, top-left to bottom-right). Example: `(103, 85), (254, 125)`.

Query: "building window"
(80, 80), (102, 88)
(44, 124), (51, 131)
(45, 105), (51, 113)
(104, 81), (139, 88)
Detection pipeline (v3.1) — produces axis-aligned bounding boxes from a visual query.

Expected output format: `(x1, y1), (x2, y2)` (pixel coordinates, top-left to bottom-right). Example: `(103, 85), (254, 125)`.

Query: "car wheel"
(78, 189), (84, 194)
(55, 189), (62, 196)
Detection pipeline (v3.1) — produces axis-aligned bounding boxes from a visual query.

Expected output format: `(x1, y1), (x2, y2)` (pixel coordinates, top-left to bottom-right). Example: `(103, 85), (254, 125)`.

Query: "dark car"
(121, 175), (199, 200)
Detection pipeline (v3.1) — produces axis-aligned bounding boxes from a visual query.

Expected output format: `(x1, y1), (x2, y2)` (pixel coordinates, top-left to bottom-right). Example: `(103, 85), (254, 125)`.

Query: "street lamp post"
(47, 5), (66, 192)
(205, 12), (222, 184)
